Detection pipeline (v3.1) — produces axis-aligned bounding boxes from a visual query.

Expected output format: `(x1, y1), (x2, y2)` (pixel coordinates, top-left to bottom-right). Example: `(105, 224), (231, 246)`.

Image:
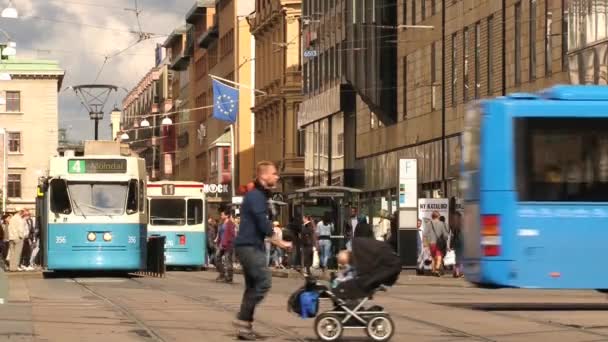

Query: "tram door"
(36, 183), (48, 268)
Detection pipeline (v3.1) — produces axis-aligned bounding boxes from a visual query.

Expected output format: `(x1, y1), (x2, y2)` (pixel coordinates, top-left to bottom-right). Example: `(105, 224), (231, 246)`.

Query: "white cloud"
(3, 0), (193, 141)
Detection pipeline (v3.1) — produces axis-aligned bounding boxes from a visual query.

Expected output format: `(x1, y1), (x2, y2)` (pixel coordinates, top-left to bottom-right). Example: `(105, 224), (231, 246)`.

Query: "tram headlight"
(103, 232), (112, 242)
(87, 232), (96, 241)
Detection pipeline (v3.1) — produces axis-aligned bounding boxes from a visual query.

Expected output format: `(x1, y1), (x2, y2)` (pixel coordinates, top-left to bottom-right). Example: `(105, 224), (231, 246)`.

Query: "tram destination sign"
(68, 159), (127, 174)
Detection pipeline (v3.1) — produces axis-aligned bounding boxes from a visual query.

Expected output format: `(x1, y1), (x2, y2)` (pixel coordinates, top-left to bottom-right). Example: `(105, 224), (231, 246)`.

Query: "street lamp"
(140, 118), (150, 127)
(1, 1), (17, 19)
(120, 132), (130, 140)
(161, 116), (172, 125)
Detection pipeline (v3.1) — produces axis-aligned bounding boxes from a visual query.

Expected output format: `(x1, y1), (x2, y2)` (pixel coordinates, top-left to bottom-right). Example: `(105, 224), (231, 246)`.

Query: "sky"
(3, 0), (194, 141)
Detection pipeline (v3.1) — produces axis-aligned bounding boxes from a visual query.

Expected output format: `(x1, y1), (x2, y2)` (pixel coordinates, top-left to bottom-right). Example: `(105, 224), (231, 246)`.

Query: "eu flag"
(212, 78), (238, 124)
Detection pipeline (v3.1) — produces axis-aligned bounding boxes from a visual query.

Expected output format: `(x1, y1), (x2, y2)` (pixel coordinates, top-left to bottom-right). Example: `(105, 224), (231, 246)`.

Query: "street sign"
(398, 159), (417, 208)
(68, 159), (127, 174)
(303, 50), (318, 58)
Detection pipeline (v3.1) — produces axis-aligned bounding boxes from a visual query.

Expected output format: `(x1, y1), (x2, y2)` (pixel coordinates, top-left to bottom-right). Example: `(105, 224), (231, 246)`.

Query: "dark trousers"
(216, 248), (234, 280)
(236, 246), (271, 322)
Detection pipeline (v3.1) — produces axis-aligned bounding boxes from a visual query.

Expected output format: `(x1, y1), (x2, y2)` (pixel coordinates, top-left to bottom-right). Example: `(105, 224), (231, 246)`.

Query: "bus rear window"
(516, 118), (608, 202)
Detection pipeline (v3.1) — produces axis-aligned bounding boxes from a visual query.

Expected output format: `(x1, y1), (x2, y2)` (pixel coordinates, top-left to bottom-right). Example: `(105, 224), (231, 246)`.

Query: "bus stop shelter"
(288, 186), (362, 254)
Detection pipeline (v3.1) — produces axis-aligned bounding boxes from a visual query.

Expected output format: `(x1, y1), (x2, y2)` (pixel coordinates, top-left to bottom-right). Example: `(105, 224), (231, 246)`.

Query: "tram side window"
(187, 199), (203, 225)
(126, 179), (138, 214)
(50, 179), (71, 214)
(516, 118), (608, 202)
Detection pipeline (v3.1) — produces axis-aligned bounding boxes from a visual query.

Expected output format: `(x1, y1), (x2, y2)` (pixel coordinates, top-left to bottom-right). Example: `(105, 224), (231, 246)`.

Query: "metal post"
(230, 124), (236, 198)
(0, 128), (7, 213)
(94, 118), (99, 140)
(441, 0), (447, 195)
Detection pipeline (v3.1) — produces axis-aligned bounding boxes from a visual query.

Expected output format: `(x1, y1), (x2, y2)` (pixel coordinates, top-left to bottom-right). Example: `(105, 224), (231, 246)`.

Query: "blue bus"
(41, 143), (147, 271)
(461, 85), (608, 291)
(147, 181), (206, 268)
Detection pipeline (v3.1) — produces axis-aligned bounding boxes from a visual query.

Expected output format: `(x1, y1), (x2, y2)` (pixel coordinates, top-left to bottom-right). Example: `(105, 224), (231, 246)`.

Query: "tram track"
(128, 275), (309, 342)
(71, 278), (168, 342)
(170, 271), (497, 342)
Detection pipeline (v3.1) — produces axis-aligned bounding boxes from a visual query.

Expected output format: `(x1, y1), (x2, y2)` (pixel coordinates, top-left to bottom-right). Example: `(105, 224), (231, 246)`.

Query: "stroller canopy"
(351, 237), (402, 292)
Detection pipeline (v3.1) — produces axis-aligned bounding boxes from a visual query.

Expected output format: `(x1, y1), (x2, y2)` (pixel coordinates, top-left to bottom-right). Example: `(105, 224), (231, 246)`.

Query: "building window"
(529, 0), (537, 81)
(515, 2), (522, 86)
(463, 27), (469, 102)
(7, 174), (21, 198)
(297, 129), (305, 157)
(487, 15), (493, 95)
(403, 55), (408, 119)
(421, 0), (426, 20)
(8, 132), (20, 153)
(431, 0), (436, 15)
(6, 91), (20, 112)
(561, 0), (567, 72)
(337, 132), (344, 156)
(403, 0), (407, 25)
(411, 0), (416, 25)
(431, 43), (437, 110)
(475, 22), (481, 99)
(451, 33), (457, 106)
(222, 147), (230, 172)
(545, 1), (552, 76)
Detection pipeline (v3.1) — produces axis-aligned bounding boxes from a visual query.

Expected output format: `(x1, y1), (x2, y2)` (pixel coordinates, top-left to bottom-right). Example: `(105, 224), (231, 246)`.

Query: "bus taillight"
(179, 235), (186, 245)
(481, 215), (501, 256)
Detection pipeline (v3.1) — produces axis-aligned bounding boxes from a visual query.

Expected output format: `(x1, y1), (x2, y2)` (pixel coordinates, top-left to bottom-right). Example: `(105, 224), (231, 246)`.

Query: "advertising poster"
(418, 198), (450, 240)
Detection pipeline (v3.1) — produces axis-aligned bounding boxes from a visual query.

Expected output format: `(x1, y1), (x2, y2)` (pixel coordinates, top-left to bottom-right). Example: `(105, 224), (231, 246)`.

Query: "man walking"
(217, 209), (236, 283)
(233, 161), (291, 340)
(7, 209), (26, 272)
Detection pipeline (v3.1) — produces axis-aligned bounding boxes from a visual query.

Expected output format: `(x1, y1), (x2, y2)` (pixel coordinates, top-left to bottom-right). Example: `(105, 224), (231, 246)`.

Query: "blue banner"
(212, 78), (238, 124)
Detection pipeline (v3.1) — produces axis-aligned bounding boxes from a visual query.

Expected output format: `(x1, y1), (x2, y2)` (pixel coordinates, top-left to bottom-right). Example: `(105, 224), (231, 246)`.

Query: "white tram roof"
(48, 154), (145, 182)
(147, 181), (206, 197)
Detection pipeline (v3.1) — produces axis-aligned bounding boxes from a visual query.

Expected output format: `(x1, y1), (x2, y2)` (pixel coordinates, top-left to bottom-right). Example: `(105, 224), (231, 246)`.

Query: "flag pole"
(230, 124), (235, 199)
(209, 74), (267, 95)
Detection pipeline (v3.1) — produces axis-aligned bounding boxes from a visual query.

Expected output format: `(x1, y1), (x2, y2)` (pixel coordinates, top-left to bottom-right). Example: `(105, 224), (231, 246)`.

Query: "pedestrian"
(271, 221), (284, 269)
(232, 161), (291, 340)
(300, 215), (316, 275)
(1, 214), (11, 269)
(20, 210), (33, 270)
(217, 209), (236, 283)
(215, 213), (227, 281)
(27, 215), (40, 269)
(315, 212), (333, 271)
(7, 209), (26, 272)
(374, 209), (391, 242)
(449, 210), (464, 278)
(424, 211), (450, 277)
(344, 208), (359, 251)
(207, 217), (218, 266)
(286, 216), (302, 270)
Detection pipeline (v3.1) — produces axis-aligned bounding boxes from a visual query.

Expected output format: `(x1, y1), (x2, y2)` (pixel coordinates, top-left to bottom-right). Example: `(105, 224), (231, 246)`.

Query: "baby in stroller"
(288, 237), (401, 341)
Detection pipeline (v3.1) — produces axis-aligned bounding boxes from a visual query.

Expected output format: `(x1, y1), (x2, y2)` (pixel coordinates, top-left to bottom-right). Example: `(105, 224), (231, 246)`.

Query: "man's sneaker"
(232, 319), (252, 330)
(237, 329), (257, 341)
(25, 266), (34, 271)
(224, 278), (233, 284)
(215, 276), (226, 282)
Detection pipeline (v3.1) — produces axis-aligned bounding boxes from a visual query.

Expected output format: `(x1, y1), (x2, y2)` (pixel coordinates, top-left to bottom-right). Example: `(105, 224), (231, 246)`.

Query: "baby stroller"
(288, 238), (402, 341)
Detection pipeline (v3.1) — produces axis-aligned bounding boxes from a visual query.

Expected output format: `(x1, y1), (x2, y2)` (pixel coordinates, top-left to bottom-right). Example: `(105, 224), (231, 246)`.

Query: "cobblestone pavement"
(0, 270), (607, 341)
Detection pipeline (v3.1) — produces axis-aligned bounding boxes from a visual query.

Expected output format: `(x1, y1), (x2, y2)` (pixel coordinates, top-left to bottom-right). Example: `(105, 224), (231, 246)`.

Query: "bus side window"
(187, 199), (203, 225)
(126, 179), (138, 214)
(138, 180), (145, 213)
(50, 179), (71, 215)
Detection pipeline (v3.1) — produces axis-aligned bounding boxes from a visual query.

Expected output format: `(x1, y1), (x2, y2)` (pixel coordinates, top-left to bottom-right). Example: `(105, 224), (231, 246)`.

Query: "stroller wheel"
(365, 314), (395, 341)
(314, 313), (344, 341)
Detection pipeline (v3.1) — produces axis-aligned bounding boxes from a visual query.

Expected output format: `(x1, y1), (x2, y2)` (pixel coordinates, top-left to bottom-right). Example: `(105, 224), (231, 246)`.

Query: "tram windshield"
(67, 182), (129, 216)
(149, 198), (186, 226)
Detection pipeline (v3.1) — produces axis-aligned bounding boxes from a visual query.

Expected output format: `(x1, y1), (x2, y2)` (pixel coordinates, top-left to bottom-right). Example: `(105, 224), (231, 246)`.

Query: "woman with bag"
(423, 211), (449, 277)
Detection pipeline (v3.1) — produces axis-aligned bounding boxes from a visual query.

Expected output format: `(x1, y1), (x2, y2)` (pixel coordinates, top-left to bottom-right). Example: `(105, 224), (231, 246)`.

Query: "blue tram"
(147, 181), (206, 268)
(40, 143), (147, 271)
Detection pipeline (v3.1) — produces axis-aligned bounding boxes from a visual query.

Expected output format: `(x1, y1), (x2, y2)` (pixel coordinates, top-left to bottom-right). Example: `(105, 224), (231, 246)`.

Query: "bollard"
(143, 236), (166, 277)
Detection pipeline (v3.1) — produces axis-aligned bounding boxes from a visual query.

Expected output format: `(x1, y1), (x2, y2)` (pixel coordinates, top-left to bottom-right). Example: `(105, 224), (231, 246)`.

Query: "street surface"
(1, 271), (608, 341)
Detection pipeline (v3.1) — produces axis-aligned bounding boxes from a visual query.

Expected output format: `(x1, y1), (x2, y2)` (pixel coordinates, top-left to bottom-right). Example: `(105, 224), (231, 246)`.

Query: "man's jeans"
(236, 246), (272, 322)
(216, 248), (234, 280)
(318, 239), (332, 268)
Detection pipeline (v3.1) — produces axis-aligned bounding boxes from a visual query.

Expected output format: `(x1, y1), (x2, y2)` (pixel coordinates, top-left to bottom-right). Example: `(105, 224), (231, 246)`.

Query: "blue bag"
(299, 291), (319, 318)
